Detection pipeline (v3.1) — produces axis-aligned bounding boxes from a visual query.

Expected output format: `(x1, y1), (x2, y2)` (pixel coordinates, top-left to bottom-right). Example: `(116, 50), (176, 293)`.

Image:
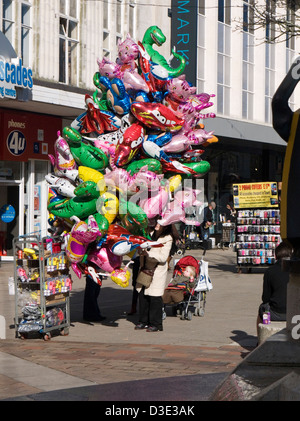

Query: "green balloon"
(126, 158), (162, 175)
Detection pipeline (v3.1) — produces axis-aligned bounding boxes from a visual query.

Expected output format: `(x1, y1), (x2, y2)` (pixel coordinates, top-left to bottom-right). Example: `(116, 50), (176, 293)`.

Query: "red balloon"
(114, 122), (145, 167)
(130, 102), (184, 132)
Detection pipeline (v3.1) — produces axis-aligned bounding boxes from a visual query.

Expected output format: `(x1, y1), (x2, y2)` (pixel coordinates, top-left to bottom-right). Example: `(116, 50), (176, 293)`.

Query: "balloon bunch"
(46, 26), (218, 288)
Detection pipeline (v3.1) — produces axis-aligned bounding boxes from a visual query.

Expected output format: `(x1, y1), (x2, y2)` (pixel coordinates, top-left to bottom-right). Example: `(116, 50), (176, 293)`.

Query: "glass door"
(0, 182), (21, 258)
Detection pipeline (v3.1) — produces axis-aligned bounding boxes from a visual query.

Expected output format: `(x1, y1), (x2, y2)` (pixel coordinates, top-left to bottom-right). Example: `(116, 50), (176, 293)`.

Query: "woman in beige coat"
(135, 222), (175, 332)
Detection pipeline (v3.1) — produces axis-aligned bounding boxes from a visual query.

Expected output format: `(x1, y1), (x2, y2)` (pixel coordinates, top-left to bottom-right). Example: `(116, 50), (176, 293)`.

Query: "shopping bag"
(195, 260), (213, 292)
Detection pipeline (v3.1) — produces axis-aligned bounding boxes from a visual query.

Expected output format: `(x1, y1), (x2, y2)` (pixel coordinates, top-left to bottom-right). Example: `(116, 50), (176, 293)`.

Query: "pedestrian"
(83, 274), (106, 323)
(127, 253), (140, 316)
(225, 202), (236, 223)
(134, 220), (176, 332)
(256, 241), (293, 334)
(197, 201), (216, 244)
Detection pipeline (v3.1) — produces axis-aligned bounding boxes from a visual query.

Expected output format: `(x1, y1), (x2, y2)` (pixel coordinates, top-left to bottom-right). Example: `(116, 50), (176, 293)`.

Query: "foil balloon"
(126, 158), (162, 175)
(106, 223), (162, 256)
(167, 174), (182, 193)
(97, 57), (149, 93)
(48, 131), (77, 178)
(162, 134), (200, 153)
(63, 126), (109, 171)
(158, 189), (202, 226)
(45, 174), (76, 198)
(97, 76), (131, 115)
(141, 26), (186, 77)
(47, 180), (99, 220)
(131, 101), (184, 132)
(66, 215), (101, 264)
(119, 200), (149, 237)
(96, 191), (119, 224)
(110, 268), (130, 288)
(87, 243), (122, 273)
(77, 166), (106, 193)
(116, 33), (139, 70)
(139, 187), (169, 219)
(113, 122), (145, 167)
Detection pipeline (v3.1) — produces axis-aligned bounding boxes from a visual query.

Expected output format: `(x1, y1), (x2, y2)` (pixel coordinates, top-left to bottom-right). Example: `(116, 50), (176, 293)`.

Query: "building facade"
(170, 0), (298, 231)
(1, 0), (296, 257)
(0, 0), (172, 260)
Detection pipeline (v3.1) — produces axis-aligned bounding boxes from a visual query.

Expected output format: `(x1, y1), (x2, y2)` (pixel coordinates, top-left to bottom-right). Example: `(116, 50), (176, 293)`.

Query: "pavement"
(0, 247), (264, 402)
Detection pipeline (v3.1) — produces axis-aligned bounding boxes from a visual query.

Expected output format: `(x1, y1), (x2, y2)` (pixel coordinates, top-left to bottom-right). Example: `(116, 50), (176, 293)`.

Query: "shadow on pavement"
(3, 372), (228, 402)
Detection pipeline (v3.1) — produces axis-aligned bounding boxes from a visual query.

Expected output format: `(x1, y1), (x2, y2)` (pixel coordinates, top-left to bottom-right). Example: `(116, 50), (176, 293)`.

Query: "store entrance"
(0, 184), (19, 257)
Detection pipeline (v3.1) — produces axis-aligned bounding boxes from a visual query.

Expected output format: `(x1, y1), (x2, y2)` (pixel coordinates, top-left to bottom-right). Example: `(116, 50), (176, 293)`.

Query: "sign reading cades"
(0, 56), (33, 99)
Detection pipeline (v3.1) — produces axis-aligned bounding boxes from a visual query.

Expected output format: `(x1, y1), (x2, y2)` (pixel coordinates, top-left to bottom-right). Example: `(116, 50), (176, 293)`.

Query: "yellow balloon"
(168, 174), (182, 192)
(111, 268), (130, 288)
(97, 191), (119, 224)
(78, 166), (106, 193)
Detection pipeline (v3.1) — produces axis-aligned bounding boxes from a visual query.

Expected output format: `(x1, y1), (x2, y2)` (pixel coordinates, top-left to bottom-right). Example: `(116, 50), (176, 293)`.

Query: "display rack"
(13, 235), (71, 340)
(235, 208), (281, 273)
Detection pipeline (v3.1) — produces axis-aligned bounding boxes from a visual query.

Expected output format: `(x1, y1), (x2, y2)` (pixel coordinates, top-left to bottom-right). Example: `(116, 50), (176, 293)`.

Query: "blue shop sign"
(0, 204), (15, 223)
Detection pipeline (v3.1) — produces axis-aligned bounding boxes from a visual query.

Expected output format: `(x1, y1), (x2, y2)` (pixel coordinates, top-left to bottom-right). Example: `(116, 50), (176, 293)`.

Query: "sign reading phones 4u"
(6, 130), (26, 156)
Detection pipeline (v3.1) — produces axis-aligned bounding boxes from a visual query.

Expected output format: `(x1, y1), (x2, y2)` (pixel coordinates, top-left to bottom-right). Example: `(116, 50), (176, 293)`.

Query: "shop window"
(59, 0), (79, 85)
(265, 0), (276, 124)
(2, 0), (14, 45)
(129, 1), (136, 38)
(199, 0), (205, 16)
(242, 0), (254, 120)
(217, 22), (231, 115)
(197, 10), (205, 93)
(21, 1), (32, 67)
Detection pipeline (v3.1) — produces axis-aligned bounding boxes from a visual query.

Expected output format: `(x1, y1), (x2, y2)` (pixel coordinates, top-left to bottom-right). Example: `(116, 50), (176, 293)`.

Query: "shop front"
(0, 109), (62, 260)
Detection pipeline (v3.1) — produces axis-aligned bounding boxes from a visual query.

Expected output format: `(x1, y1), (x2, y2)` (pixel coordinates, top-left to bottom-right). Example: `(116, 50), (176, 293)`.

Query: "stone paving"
(0, 248), (261, 400)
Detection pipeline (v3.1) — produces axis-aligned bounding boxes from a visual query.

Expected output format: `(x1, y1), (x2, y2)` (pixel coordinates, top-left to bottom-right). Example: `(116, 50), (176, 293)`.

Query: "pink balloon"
(87, 244), (122, 273)
(162, 134), (196, 153)
(122, 70), (150, 93)
(139, 188), (169, 218)
(158, 189), (202, 226)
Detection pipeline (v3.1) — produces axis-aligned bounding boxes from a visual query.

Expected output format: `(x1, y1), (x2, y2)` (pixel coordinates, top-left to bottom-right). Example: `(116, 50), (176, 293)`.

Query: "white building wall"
(200, 0), (300, 132)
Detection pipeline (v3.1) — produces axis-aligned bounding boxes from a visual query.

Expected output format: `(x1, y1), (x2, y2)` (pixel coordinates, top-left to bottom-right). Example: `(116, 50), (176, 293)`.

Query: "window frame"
(58, 0), (79, 85)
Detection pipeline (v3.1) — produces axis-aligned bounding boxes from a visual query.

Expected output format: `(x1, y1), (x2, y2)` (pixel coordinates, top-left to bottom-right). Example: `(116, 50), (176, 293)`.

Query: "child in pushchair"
(162, 255), (206, 320)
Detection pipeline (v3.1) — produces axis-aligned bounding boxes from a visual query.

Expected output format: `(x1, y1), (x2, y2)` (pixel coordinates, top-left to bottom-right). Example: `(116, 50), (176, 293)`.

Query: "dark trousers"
(138, 288), (163, 330)
(83, 275), (102, 320)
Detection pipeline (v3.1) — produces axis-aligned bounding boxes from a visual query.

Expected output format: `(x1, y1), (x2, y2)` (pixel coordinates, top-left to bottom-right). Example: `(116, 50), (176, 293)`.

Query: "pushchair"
(217, 222), (235, 249)
(162, 255), (212, 321)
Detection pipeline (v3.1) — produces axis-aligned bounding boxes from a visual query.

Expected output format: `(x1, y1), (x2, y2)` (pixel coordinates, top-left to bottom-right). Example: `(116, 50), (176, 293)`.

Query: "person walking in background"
(135, 221), (175, 332)
(256, 241), (293, 334)
(197, 201), (216, 244)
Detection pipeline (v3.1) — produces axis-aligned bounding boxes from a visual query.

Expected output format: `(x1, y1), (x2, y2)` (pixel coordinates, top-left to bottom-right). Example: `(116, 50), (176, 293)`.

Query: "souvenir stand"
(13, 234), (71, 340)
(233, 182), (281, 273)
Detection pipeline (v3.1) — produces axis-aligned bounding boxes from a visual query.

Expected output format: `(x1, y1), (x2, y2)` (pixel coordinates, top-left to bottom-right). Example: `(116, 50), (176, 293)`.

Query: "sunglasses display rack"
(235, 208), (281, 273)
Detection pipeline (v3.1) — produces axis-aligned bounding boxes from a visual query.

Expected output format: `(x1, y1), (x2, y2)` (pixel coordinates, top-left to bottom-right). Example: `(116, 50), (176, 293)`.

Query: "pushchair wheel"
(162, 308), (167, 320)
(187, 311), (192, 321)
(199, 308), (205, 317)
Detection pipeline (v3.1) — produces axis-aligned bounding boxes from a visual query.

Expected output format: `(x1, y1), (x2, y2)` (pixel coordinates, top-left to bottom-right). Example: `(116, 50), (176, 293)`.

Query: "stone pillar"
(0, 315), (5, 339)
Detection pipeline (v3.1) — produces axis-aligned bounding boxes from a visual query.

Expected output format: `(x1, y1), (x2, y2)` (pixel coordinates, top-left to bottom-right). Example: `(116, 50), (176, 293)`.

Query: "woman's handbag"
(136, 268), (155, 288)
